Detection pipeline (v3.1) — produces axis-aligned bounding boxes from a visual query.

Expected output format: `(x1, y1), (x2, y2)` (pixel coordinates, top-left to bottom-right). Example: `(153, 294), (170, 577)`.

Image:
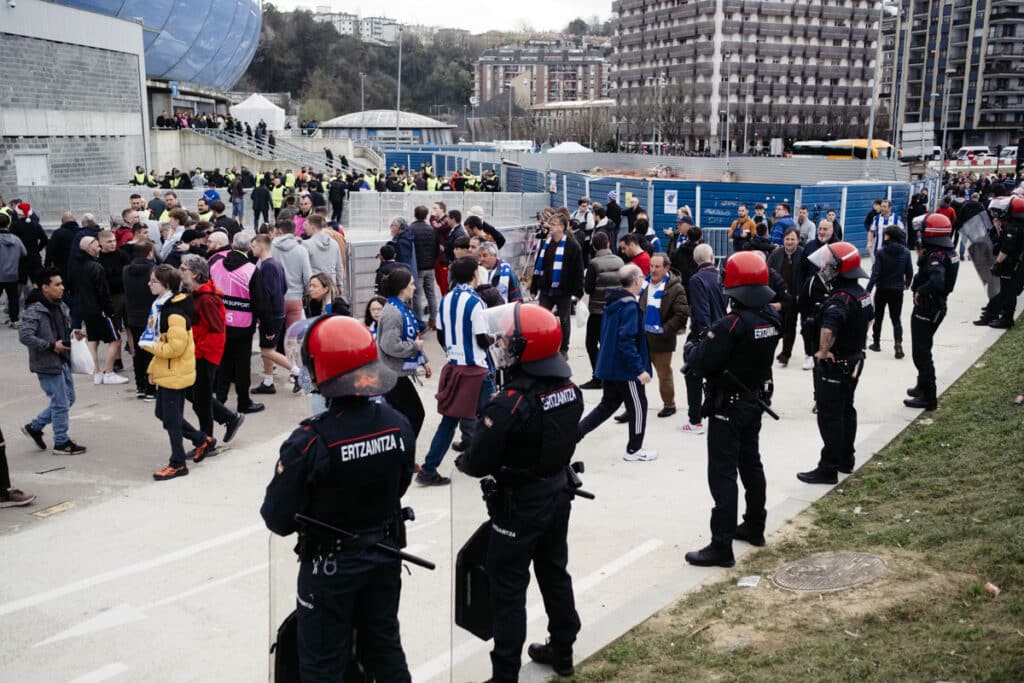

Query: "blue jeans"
(231, 197), (244, 219)
(32, 364), (76, 444)
(421, 373), (494, 475)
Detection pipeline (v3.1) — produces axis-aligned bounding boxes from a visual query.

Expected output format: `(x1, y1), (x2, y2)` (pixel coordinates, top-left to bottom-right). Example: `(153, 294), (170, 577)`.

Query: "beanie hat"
(203, 189), (221, 203)
(607, 191), (618, 202)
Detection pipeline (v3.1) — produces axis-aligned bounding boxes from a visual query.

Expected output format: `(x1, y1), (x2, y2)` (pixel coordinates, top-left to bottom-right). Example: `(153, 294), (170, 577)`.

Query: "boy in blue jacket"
(577, 263), (656, 461)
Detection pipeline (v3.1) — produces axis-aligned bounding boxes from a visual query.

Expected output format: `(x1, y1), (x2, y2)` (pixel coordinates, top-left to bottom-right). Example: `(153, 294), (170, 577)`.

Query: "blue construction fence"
(500, 166), (940, 255)
(383, 151), (498, 179)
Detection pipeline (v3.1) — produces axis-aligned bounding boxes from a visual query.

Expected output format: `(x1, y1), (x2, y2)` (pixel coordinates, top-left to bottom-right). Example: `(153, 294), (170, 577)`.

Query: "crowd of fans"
(0, 166), (1020, 504)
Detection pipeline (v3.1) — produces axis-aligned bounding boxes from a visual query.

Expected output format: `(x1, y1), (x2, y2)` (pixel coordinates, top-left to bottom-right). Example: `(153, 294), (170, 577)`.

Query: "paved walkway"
(0, 274), (1007, 682)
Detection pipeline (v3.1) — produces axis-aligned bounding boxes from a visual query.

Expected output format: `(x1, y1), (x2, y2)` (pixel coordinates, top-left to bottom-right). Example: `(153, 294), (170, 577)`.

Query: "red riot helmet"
(722, 251), (775, 307)
(484, 303), (569, 378)
(808, 241), (869, 285)
(921, 213), (954, 248)
(1009, 195), (1024, 220)
(284, 315), (397, 398)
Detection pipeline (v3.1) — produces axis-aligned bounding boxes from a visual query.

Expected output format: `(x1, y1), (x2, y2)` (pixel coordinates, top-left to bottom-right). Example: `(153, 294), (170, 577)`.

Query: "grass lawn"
(573, 325), (1024, 682)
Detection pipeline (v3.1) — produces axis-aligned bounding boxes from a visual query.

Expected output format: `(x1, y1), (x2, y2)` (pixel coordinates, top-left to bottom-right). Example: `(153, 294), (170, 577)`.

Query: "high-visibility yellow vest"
(271, 186), (285, 208)
(284, 173), (296, 188)
(198, 211), (213, 222)
(426, 177), (439, 191)
(133, 172), (146, 185)
(169, 177), (181, 188)
(159, 210), (171, 223)
(366, 175), (376, 190)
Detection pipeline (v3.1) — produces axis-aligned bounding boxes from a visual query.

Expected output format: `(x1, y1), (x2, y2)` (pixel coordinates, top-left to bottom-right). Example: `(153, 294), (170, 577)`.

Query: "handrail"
(186, 128), (357, 176)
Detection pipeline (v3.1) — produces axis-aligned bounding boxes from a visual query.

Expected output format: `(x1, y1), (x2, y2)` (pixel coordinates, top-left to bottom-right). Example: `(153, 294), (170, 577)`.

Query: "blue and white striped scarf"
(387, 295), (425, 371)
(643, 276), (666, 334)
(490, 260), (513, 301)
(533, 236), (565, 290)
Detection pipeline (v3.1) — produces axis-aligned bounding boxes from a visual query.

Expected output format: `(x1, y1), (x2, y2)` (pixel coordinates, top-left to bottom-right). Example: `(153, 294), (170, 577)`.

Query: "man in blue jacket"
(388, 216), (418, 277)
(770, 203), (798, 246)
(866, 225), (913, 358)
(577, 263), (656, 461)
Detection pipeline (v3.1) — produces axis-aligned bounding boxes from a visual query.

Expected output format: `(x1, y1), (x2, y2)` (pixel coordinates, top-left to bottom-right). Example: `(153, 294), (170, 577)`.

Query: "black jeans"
(780, 304), (797, 359)
(538, 291), (572, 353)
(486, 489), (580, 682)
(188, 358), (235, 437)
(128, 326), (155, 394)
(910, 304), (946, 402)
(707, 400), (766, 547)
(814, 365), (859, 474)
(155, 387), (205, 467)
(578, 378), (647, 453)
(0, 282), (19, 322)
(216, 331), (256, 410)
(296, 552), (410, 683)
(255, 206), (270, 227)
(0, 426), (9, 491)
(384, 376), (425, 437)
(584, 313), (602, 374)
(330, 200), (344, 224)
(685, 372), (704, 425)
(872, 288), (905, 344)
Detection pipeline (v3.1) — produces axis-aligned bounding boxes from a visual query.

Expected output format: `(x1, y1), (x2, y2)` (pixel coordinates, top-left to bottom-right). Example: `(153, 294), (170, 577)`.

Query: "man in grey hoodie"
(0, 213), (27, 326)
(300, 214), (344, 291)
(271, 217), (312, 340)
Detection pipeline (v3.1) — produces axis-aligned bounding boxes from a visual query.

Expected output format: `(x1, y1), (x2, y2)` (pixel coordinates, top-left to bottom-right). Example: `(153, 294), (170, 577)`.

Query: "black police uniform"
(684, 304), (781, 558)
(456, 369), (584, 682)
(990, 218), (1023, 327)
(812, 279), (873, 477)
(261, 396), (416, 682)
(908, 245), (959, 408)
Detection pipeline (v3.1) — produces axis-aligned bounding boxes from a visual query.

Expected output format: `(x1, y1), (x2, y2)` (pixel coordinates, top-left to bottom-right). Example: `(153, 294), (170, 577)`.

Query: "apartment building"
(610, 0), (881, 152)
(475, 40), (609, 108)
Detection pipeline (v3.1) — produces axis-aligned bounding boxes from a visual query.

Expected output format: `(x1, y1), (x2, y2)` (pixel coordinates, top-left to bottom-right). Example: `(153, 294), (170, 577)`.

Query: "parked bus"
(792, 139), (895, 160)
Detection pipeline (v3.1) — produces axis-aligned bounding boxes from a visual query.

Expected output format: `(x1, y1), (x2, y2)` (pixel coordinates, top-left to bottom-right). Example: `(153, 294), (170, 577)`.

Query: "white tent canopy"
(547, 141), (593, 154)
(229, 93), (286, 131)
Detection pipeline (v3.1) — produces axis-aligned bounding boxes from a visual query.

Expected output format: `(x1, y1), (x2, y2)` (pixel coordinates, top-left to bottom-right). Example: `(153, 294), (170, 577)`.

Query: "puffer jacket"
(638, 271), (690, 353)
(19, 289), (71, 375)
(190, 280), (226, 365)
(147, 293), (196, 390)
(584, 248), (624, 315)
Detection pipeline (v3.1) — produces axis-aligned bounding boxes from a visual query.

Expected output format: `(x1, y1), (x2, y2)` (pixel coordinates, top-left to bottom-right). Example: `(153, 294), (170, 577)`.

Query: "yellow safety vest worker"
(271, 186), (285, 208)
(133, 172), (146, 185)
(366, 175), (377, 191)
(169, 177), (181, 188)
(424, 164), (434, 178)
(426, 177), (439, 192)
(198, 211), (213, 222)
(158, 210), (171, 223)
(284, 173), (296, 188)
(403, 179), (413, 192)
(256, 172), (265, 186)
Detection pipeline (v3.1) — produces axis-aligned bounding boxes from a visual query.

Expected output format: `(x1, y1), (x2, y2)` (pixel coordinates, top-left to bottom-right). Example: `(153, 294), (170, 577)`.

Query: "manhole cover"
(772, 552), (886, 592)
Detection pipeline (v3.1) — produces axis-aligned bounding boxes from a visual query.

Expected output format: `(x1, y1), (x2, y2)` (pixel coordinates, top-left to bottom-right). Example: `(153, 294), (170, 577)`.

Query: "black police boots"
(527, 641), (574, 677)
(973, 313), (995, 326)
(684, 543), (735, 567)
(989, 317), (1014, 329)
(906, 385), (921, 398)
(797, 468), (838, 485)
(734, 522), (766, 547)
(904, 396), (938, 410)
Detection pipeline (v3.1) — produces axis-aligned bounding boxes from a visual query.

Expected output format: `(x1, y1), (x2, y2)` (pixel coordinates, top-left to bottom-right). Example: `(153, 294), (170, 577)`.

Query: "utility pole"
(507, 81), (513, 140)
(395, 25), (402, 145)
(725, 50), (732, 170)
(359, 72), (366, 135)
(939, 68), (955, 176)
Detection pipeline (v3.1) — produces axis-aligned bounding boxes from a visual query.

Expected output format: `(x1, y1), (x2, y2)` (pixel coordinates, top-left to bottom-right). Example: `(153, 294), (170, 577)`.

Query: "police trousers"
(296, 551), (410, 683)
(486, 488), (580, 682)
(707, 399), (766, 547)
(814, 364), (859, 474)
(911, 304), (946, 402)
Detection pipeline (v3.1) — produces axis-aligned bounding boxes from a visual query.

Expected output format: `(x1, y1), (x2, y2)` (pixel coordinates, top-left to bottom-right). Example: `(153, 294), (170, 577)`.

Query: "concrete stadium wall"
(150, 131), (282, 176)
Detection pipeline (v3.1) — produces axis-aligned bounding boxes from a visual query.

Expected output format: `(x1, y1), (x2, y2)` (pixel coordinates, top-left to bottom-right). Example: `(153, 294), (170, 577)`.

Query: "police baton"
(294, 513), (436, 571)
(722, 370), (780, 421)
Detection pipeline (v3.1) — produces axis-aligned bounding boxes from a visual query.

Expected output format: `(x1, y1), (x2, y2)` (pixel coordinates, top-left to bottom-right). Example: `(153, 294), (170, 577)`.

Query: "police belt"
(301, 527), (388, 558)
(496, 469), (569, 499)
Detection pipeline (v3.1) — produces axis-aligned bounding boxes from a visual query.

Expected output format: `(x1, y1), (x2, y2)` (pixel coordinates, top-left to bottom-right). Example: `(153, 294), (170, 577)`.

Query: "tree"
(566, 18), (589, 36)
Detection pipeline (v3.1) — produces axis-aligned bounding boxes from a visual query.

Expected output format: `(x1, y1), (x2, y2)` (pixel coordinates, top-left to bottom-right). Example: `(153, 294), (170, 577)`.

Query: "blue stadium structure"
(54, 0), (261, 91)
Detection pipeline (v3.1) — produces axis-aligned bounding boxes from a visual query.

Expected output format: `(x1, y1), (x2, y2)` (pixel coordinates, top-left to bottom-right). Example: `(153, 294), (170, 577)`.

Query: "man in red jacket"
(180, 255), (245, 458)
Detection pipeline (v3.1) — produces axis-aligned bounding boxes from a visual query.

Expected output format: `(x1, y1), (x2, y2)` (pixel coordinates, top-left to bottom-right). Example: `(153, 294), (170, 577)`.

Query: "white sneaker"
(93, 373), (104, 385)
(680, 422), (704, 435)
(102, 372), (130, 385)
(623, 449), (658, 461)
(802, 356), (814, 370)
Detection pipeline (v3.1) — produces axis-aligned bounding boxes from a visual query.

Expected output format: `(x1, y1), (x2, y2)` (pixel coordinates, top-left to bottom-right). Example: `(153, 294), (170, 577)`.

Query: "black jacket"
(767, 246), (806, 292)
(867, 239), (913, 292)
(45, 221), (78, 279)
(480, 220), (506, 249)
(98, 249), (129, 297)
(606, 200), (623, 230)
(122, 258), (156, 327)
(528, 233), (584, 298)
(70, 250), (113, 317)
(220, 250), (274, 335)
(410, 220), (439, 271)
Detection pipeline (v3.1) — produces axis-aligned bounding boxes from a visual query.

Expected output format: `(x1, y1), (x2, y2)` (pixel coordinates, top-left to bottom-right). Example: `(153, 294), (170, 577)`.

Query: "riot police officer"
(261, 315), (416, 682)
(798, 242), (874, 485)
(987, 196), (1024, 329)
(905, 214), (960, 410)
(455, 303), (584, 682)
(683, 252), (782, 568)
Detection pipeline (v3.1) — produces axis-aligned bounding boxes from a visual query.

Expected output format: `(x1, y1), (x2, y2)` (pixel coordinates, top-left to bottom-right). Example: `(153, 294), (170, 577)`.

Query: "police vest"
(923, 247), (960, 296)
(158, 210), (172, 223)
(424, 164), (434, 178)
(366, 175), (376, 190)
(827, 285), (873, 357)
(271, 186), (285, 208)
(210, 258), (256, 328)
(133, 172), (146, 185)
(169, 177), (181, 188)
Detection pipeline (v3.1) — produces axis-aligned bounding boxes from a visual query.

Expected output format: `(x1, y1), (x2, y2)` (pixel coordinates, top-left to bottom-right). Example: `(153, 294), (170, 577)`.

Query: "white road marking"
(0, 523), (264, 617)
(66, 662), (128, 683)
(410, 538), (665, 682)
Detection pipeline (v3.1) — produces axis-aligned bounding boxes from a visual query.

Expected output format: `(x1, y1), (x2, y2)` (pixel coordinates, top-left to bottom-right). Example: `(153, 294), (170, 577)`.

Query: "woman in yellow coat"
(139, 265), (214, 481)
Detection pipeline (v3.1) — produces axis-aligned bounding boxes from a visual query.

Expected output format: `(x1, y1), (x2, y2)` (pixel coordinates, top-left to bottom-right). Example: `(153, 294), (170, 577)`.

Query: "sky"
(272, 0), (611, 34)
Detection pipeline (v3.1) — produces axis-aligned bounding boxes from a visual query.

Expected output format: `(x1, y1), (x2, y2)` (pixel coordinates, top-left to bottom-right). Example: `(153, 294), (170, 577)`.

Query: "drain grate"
(772, 552), (886, 592)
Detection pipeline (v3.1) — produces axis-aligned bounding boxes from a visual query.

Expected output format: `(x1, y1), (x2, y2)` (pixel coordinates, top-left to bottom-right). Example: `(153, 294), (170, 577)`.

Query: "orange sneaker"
(153, 464), (189, 481)
(191, 436), (218, 463)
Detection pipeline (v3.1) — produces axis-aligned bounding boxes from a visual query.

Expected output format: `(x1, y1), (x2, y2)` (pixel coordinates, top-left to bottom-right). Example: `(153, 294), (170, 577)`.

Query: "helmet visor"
(284, 318), (317, 378)
(482, 303), (522, 371)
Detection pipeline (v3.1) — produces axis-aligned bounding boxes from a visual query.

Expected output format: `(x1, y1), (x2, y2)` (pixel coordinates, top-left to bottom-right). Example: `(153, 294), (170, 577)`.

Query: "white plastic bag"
(574, 296), (589, 329)
(70, 337), (95, 375)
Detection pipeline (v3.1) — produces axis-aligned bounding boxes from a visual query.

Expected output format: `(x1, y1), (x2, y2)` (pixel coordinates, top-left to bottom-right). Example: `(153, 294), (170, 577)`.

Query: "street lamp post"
(507, 80), (513, 141)
(725, 51), (732, 170)
(395, 26), (402, 145)
(939, 68), (955, 177)
(359, 72), (366, 136)
(865, 0), (899, 178)
(744, 79), (750, 156)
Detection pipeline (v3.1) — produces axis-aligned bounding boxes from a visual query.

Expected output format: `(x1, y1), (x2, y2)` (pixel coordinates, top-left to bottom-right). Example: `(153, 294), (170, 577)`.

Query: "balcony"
(822, 6), (854, 21)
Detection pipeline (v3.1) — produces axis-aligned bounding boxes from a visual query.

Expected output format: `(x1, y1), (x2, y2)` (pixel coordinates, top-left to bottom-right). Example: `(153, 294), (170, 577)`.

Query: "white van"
(999, 146), (1018, 160)
(955, 145), (993, 160)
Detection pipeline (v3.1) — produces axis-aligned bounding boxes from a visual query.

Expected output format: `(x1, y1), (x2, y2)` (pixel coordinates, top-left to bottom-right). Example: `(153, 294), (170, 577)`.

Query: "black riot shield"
(455, 519), (493, 641)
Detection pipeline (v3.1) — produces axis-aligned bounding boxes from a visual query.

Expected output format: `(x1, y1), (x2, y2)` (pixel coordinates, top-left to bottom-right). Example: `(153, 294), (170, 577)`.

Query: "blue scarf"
(533, 236), (565, 290)
(643, 276), (666, 334)
(387, 296), (425, 370)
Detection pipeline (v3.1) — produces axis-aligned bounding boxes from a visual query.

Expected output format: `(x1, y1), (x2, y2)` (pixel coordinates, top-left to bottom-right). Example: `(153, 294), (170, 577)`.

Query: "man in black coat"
(528, 213), (585, 355)
(409, 205), (440, 328)
(45, 213), (78, 283)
